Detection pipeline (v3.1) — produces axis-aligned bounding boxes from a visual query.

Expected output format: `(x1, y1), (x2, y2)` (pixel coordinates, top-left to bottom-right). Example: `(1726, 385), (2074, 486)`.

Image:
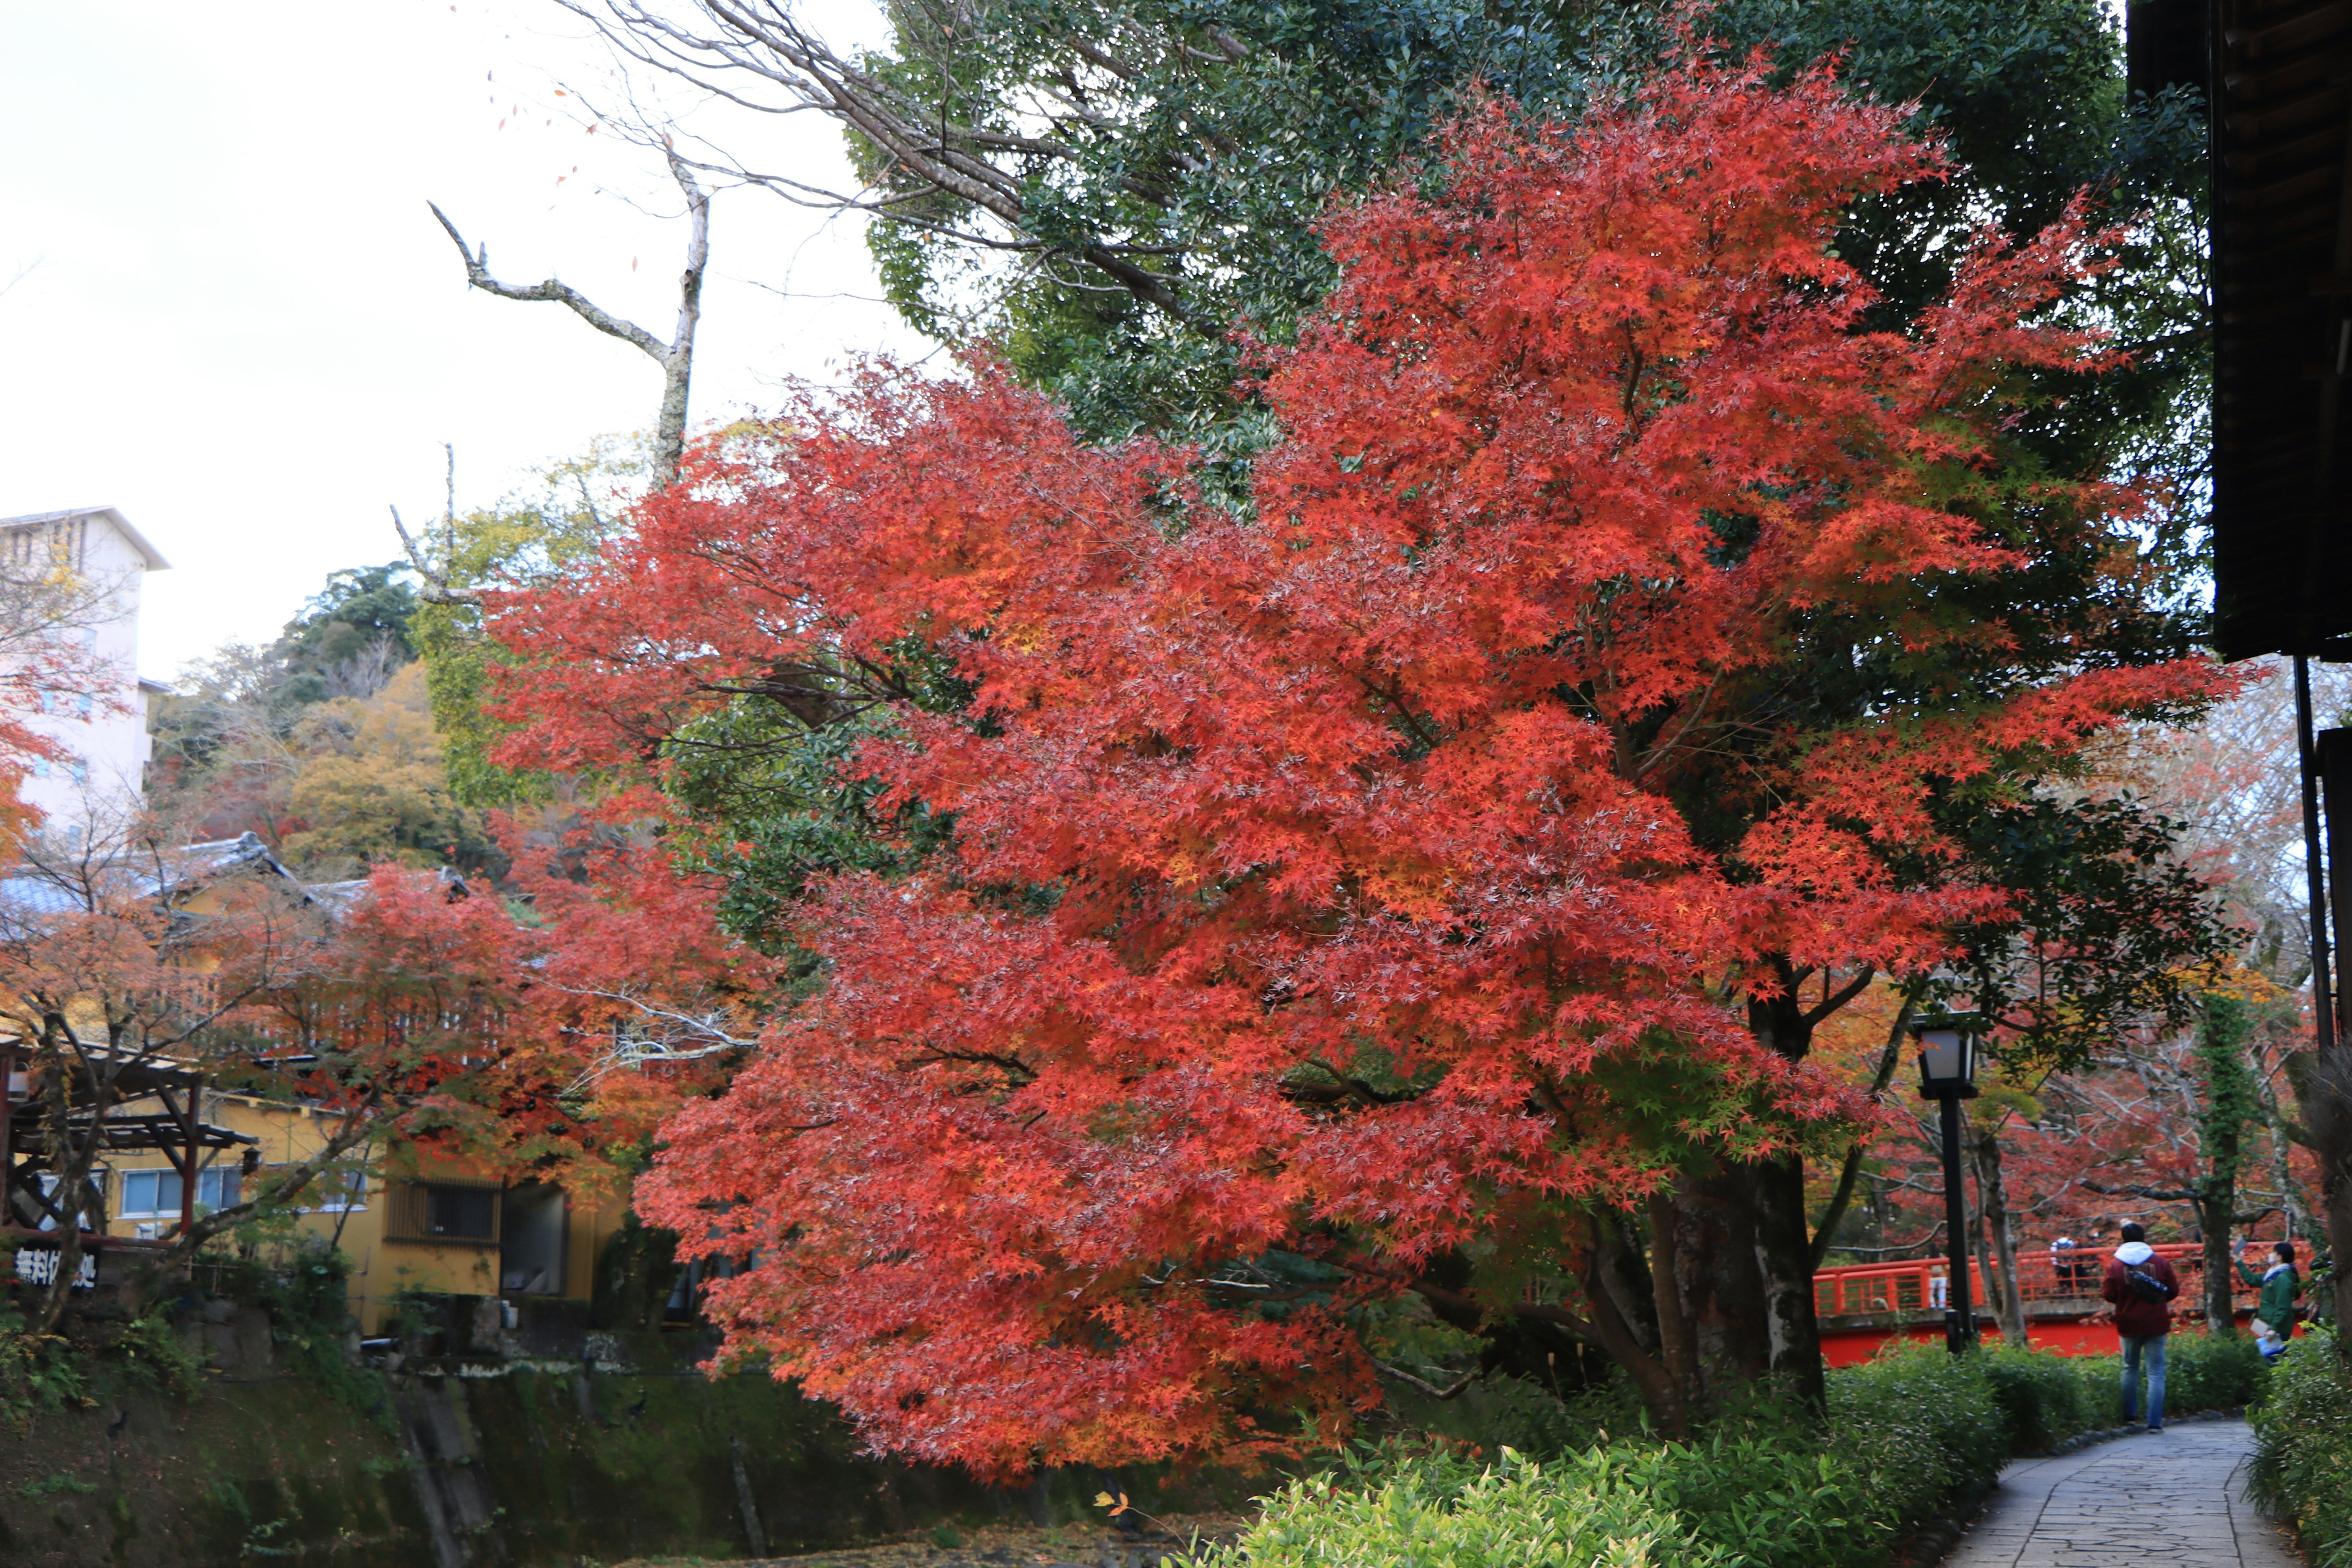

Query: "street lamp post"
(1913, 1013), (1984, 1354)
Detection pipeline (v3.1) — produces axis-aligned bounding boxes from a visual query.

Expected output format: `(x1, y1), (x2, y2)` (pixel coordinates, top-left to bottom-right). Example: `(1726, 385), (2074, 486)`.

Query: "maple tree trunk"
(1665, 1161), (1771, 1401)
(1736, 973), (1826, 1408)
(1586, 1215), (1691, 1438)
(1646, 1188), (1702, 1413)
(1751, 1153), (1826, 1404)
(1594, 1212), (1665, 1363)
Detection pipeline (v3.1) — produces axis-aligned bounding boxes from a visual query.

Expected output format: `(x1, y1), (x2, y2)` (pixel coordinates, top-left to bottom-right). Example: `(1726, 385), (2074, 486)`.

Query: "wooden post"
(179, 1076), (199, 1238)
(0, 1044), (14, 1229)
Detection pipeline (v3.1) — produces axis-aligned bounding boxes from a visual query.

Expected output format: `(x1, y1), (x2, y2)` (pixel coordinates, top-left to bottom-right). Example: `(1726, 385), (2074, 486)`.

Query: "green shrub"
(1218, 1336), (2273, 1568)
(1830, 1343), (2008, 1496)
(2249, 1332), (2352, 1568)
(255, 1245), (391, 1427)
(2160, 1330), (2264, 1414)
(0, 1297), (86, 1424)
(1210, 1446), (1727, 1568)
(1219, 1346), (2010, 1568)
(113, 1310), (205, 1402)
(1975, 1341), (2095, 1451)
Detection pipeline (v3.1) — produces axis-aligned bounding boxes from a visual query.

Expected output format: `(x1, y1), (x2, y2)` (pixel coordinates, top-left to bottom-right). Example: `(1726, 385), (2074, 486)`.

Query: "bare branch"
(428, 200), (671, 360)
(426, 138), (709, 486)
(390, 505), (482, 608)
(1371, 1359), (1480, 1400)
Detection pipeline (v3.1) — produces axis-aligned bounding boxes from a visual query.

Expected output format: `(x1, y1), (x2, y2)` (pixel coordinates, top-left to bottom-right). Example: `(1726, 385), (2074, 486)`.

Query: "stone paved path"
(1942, 1419), (2302, 1567)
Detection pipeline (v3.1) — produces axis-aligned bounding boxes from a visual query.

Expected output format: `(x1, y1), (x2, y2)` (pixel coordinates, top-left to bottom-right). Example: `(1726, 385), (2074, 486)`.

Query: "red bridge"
(1815, 1243), (2269, 1365)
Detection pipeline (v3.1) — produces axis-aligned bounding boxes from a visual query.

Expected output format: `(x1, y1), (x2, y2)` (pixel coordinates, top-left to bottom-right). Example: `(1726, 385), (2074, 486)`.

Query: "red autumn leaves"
(482, 48), (2224, 1473)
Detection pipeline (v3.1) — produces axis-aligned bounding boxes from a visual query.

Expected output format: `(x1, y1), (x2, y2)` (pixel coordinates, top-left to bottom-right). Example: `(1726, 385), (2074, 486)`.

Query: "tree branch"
(427, 141), (709, 486)
(1370, 1360), (1480, 1400)
(428, 200), (671, 360)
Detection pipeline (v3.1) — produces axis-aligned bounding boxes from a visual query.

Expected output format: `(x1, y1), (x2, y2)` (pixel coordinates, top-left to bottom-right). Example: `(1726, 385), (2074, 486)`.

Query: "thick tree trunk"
(1646, 1188), (1702, 1413)
(1751, 1153), (1826, 1405)
(1587, 1215), (1691, 1438)
(1667, 1161), (1771, 1402)
(2196, 1189), (2237, 1335)
(1742, 966), (1825, 1407)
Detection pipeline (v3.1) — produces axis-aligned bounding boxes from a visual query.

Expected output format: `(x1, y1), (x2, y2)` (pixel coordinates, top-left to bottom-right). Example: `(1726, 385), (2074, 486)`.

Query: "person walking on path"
(2236, 1238), (2301, 1358)
(2101, 1222), (2180, 1431)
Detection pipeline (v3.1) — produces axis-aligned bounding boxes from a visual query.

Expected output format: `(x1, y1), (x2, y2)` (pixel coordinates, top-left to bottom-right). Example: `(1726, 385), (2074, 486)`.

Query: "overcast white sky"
(0, 1), (925, 680)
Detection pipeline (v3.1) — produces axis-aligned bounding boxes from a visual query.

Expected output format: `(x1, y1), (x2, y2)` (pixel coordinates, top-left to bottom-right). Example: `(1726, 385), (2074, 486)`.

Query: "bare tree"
(429, 144), (711, 488)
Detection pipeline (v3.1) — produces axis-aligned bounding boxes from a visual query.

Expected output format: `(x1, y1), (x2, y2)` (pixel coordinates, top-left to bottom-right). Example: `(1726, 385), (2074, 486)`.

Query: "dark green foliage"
(191, 1245), (392, 1422)
(854, 0), (2206, 505)
(663, 703), (957, 955)
(111, 1310), (205, 1403)
(2250, 1330), (2352, 1567)
(855, 0), (1613, 443)
(1938, 797), (2236, 1072)
(1712, 0), (2209, 510)
(273, 562), (421, 707)
(2192, 992), (2261, 1172)
(263, 1247), (394, 1426)
(1975, 1341), (2098, 1452)
(0, 1289), (86, 1424)
(589, 1211), (684, 1332)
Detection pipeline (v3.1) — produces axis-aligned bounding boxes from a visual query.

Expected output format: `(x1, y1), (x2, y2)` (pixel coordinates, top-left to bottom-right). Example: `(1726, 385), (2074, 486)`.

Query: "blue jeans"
(2120, 1333), (2167, 1427)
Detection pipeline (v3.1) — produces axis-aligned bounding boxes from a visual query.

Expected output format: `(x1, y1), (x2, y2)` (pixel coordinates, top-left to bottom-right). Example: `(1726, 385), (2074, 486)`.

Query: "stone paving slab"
(1942, 1419), (2302, 1567)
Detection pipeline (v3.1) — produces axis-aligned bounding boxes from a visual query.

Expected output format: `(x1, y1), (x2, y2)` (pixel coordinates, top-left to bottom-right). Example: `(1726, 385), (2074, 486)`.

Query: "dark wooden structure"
(1, 1044), (255, 1252)
(2193, 0), (2352, 660)
(2165, 0), (2352, 1332)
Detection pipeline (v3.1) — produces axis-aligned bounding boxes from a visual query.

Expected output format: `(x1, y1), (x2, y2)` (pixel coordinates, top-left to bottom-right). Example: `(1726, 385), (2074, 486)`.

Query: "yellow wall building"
(94, 1090), (628, 1333)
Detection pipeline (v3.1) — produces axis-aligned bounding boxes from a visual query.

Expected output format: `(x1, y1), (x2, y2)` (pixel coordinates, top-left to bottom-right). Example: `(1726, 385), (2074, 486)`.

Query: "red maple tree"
(486, 46), (2224, 1470)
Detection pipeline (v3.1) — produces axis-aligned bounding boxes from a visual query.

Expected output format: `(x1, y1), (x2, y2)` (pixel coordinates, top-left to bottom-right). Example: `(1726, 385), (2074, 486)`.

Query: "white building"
(0, 507), (168, 833)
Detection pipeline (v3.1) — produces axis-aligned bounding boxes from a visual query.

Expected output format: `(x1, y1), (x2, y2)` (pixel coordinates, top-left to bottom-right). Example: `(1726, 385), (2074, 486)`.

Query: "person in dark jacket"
(2101, 1221), (2181, 1431)
(2237, 1238), (2301, 1354)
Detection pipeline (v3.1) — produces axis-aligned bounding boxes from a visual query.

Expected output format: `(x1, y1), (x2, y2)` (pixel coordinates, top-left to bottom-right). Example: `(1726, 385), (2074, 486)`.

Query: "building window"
(31, 760), (48, 779)
(118, 1167), (238, 1219)
(304, 1170), (368, 1213)
(34, 1170), (105, 1231)
(385, 1181), (501, 1246)
(69, 761), (86, 785)
(76, 694), (90, 719)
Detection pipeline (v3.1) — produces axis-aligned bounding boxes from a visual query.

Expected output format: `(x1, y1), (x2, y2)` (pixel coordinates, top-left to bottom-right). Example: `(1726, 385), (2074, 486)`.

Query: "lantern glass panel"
(1918, 1027), (1972, 1087)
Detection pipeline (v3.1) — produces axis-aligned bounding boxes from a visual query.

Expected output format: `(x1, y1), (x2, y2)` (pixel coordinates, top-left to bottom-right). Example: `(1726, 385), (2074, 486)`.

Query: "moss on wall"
(0, 1327), (1237, 1568)
(0, 1376), (424, 1568)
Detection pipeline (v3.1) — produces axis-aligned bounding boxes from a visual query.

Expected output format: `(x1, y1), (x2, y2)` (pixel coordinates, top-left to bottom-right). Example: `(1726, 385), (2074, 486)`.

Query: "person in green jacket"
(2237, 1239), (2301, 1352)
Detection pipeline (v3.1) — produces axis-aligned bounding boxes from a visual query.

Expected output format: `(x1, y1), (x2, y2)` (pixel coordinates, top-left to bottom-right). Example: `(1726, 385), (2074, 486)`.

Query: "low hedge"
(1979, 1330), (2262, 1449)
(1213, 1335), (2266, 1568)
(2249, 1330), (2352, 1568)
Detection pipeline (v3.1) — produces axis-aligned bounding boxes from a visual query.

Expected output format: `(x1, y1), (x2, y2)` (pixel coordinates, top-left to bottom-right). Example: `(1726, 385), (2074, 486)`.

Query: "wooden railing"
(1815, 1242), (2263, 1319)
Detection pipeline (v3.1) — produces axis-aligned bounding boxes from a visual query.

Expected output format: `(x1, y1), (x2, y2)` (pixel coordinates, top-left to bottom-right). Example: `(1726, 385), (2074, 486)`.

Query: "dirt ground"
(610, 1510), (1252, 1568)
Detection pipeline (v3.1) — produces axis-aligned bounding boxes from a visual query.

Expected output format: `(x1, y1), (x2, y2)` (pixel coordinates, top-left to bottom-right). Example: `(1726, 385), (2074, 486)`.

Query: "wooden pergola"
(0, 1045), (256, 1247)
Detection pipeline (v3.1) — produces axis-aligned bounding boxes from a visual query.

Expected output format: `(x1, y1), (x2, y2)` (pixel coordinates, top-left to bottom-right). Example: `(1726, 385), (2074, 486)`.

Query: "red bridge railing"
(1815, 1242), (2261, 1320)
